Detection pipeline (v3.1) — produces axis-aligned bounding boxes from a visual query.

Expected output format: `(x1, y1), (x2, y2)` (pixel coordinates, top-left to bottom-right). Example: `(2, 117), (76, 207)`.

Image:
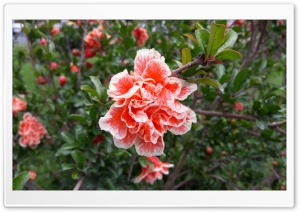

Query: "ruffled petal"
(168, 109), (197, 135)
(121, 107), (137, 128)
(134, 49), (162, 76)
(134, 166), (151, 183)
(169, 77), (197, 100)
(98, 104), (127, 139)
(113, 131), (137, 149)
(142, 59), (171, 84)
(135, 136), (164, 156)
(165, 78), (182, 97)
(107, 69), (138, 99)
(167, 100), (189, 113)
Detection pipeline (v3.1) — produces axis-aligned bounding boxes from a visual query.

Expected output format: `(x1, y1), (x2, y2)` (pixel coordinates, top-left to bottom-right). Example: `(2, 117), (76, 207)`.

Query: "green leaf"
(90, 76), (102, 97)
(215, 64), (225, 80)
(183, 33), (198, 44)
(195, 29), (209, 55)
(216, 49), (242, 60)
(61, 131), (77, 143)
(71, 172), (81, 180)
(233, 69), (250, 92)
(71, 150), (86, 169)
(216, 29), (238, 55)
(189, 77), (224, 93)
(219, 74), (230, 85)
(196, 70), (207, 75)
(28, 29), (46, 39)
(22, 27), (29, 35)
(206, 22), (226, 57)
(49, 42), (55, 53)
(13, 172), (31, 190)
(182, 48), (192, 65)
(173, 60), (183, 68)
(49, 20), (59, 28)
(61, 163), (75, 171)
(193, 21), (204, 29)
(109, 149), (132, 157)
(55, 143), (79, 156)
(81, 85), (100, 98)
(138, 157), (154, 170)
(70, 114), (88, 123)
(256, 118), (269, 130)
(216, 20), (227, 25)
(20, 63), (36, 93)
(89, 107), (98, 123)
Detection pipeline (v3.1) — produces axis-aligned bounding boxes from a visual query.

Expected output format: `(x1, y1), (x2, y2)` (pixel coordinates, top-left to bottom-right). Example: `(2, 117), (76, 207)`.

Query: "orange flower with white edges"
(99, 49), (197, 156)
(18, 113), (47, 148)
(134, 156), (174, 184)
(13, 97), (27, 116)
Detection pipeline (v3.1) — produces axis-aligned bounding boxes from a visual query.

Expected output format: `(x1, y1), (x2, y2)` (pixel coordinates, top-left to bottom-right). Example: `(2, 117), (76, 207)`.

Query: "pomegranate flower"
(18, 113), (47, 148)
(234, 102), (245, 111)
(134, 156), (174, 184)
(99, 49), (197, 156)
(12, 97), (27, 116)
(84, 26), (104, 49)
(132, 27), (149, 47)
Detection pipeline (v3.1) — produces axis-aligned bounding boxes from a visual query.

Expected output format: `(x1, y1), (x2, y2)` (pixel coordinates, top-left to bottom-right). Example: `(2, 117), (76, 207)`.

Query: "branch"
(252, 169), (282, 190)
(73, 176), (85, 190)
(195, 109), (255, 121)
(195, 109), (286, 135)
(127, 155), (137, 182)
(170, 53), (205, 77)
(231, 86), (254, 98)
(172, 178), (194, 190)
(211, 175), (242, 190)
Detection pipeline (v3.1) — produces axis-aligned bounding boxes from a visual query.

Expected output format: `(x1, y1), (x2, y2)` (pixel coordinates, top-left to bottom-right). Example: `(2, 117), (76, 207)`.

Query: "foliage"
(13, 20), (286, 190)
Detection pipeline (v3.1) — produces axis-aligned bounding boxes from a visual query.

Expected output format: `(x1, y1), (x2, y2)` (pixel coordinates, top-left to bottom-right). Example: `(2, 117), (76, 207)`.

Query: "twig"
(73, 176), (85, 190)
(252, 169), (282, 190)
(170, 54), (205, 77)
(195, 109), (286, 135)
(127, 155), (137, 182)
(172, 178), (194, 190)
(232, 86), (254, 98)
(268, 120), (286, 127)
(269, 127), (287, 136)
(211, 175), (242, 190)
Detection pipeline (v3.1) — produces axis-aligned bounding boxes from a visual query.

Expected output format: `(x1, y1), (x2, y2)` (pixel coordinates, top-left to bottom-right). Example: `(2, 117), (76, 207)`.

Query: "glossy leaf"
(70, 114), (87, 123)
(206, 22), (226, 57)
(61, 163), (75, 171)
(71, 150), (86, 169)
(183, 33), (198, 44)
(233, 69), (250, 92)
(189, 77), (224, 93)
(90, 76), (102, 97)
(193, 21), (204, 29)
(216, 29), (238, 55)
(173, 60), (183, 68)
(195, 29), (209, 54)
(182, 48), (192, 65)
(216, 49), (242, 60)
(13, 172), (31, 190)
(61, 131), (77, 144)
(256, 118), (269, 130)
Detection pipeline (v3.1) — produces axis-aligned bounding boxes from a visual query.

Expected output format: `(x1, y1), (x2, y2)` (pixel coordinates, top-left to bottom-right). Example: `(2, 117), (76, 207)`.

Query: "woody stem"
(170, 53), (205, 77)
